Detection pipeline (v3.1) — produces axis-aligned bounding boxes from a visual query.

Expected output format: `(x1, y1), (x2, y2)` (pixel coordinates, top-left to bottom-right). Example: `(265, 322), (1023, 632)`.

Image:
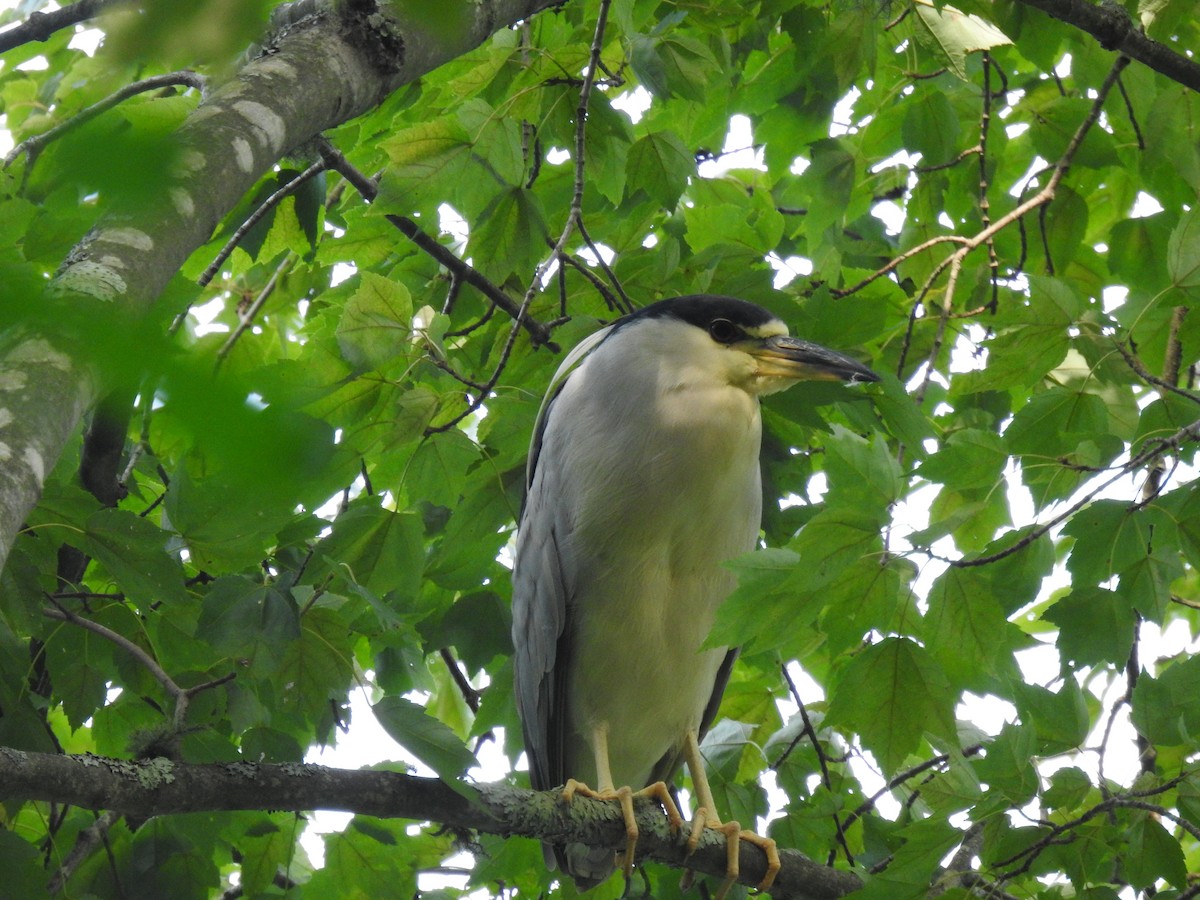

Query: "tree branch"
(0, 0), (134, 55)
(4, 71), (207, 170)
(0, 0), (566, 577)
(199, 160), (323, 288)
(1012, 0), (1200, 93)
(0, 748), (863, 900)
(315, 138), (558, 350)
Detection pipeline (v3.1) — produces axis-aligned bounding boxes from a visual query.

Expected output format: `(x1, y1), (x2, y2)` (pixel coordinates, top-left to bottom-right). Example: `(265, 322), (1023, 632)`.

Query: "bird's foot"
(560, 779), (684, 875)
(683, 807), (780, 899)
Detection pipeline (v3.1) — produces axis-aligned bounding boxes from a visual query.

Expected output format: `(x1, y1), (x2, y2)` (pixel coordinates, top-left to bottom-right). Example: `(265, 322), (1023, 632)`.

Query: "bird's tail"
(545, 842), (616, 892)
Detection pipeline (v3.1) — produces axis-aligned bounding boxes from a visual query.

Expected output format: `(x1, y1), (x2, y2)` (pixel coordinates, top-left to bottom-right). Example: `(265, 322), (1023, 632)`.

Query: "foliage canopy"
(2, 0), (1200, 897)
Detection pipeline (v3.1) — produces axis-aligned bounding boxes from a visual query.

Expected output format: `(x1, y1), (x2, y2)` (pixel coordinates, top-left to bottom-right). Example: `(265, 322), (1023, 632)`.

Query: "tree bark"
(0, 0), (561, 575)
(0, 747), (863, 899)
(1012, 0), (1200, 92)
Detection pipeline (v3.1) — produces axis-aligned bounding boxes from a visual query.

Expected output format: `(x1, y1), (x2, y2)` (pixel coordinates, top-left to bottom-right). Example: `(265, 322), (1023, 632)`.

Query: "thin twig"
(425, 0), (614, 433)
(42, 604), (235, 732)
(445, 303), (496, 338)
(910, 55), (1131, 404)
(777, 664), (854, 867)
(429, 356), (490, 393)
(118, 389), (155, 490)
(315, 138), (558, 350)
(990, 794), (1200, 885)
(839, 745), (983, 833)
(832, 235), (971, 300)
(979, 53), (1000, 315)
(198, 160), (326, 288)
(535, 0), (613, 290)
(952, 416), (1200, 568)
(49, 590), (124, 601)
(44, 604), (182, 700)
(914, 144), (981, 174)
(576, 219), (632, 313)
(215, 253), (296, 366)
(556, 251), (619, 312)
(440, 648), (481, 713)
(5, 71), (206, 169)
(46, 810), (121, 895)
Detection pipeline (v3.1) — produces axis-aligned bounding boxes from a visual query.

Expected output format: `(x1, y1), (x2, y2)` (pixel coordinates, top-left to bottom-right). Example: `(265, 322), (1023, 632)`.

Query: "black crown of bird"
(512, 294), (879, 896)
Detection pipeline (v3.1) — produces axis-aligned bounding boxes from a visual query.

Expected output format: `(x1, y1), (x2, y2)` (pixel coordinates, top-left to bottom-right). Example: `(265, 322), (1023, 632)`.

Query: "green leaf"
(1125, 818), (1188, 890)
(973, 723), (1039, 810)
(626, 131), (693, 208)
(583, 93), (631, 205)
(707, 547), (805, 652)
(827, 637), (959, 773)
(1012, 680), (1090, 753)
(788, 507), (885, 588)
(308, 501), (425, 601)
(1042, 184), (1088, 272)
(823, 425), (901, 512)
(684, 201), (783, 255)
(82, 508), (187, 607)
(912, 2), (1011, 79)
(1110, 214), (1171, 289)
(1041, 766), (1091, 811)
(849, 818), (962, 899)
(1005, 388), (1108, 459)
(277, 607), (355, 735)
(306, 817), (424, 897)
(1045, 588), (1136, 667)
(379, 116), (473, 206)
(1028, 96), (1120, 169)
(799, 139), (855, 241)
(901, 89), (960, 167)
(630, 33), (719, 102)
(457, 99), (525, 186)
(1164, 205), (1200, 290)
(44, 615), (114, 729)
(195, 576), (301, 664)
(923, 566), (1019, 689)
(1130, 654), (1200, 746)
(372, 695), (477, 793)
(0, 828), (47, 896)
(918, 428), (1008, 490)
(469, 186), (547, 281)
(1063, 501), (1179, 616)
(976, 528), (1056, 615)
(336, 272), (414, 370)
(404, 431), (479, 508)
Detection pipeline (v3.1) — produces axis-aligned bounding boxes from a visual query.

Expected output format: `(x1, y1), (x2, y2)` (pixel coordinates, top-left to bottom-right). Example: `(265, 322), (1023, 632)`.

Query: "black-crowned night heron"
(512, 294), (879, 894)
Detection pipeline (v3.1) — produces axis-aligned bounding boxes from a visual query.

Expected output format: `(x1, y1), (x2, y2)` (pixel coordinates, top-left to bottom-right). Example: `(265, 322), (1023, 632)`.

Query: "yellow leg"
(559, 724), (686, 875)
(682, 729), (781, 898)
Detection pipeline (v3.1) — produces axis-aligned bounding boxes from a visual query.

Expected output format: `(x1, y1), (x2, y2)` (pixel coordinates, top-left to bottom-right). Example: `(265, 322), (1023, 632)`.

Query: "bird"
(511, 294), (879, 895)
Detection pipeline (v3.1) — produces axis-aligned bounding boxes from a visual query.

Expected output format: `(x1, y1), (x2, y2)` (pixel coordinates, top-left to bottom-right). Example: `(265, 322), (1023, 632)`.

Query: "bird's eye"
(708, 319), (741, 344)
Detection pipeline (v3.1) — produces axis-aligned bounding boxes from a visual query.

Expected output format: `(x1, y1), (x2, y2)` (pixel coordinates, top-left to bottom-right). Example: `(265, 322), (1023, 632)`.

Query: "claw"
(681, 729), (780, 898)
(684, 807), (780, 899)
(561, 778), (683, 875)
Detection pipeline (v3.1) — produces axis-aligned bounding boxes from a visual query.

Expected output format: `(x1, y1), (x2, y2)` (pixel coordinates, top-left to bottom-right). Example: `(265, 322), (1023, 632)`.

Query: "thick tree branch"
(0, 0), (134, 55)
(1012, 0), (1200, 93)
(0, 748), (862, 899)
(0, 0), (563, 577)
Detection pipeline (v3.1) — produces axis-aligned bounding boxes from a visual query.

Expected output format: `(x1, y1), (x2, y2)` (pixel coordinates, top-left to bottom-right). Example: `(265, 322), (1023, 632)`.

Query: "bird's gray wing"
(512, 325), (612, 792)
(511, 473), (570, 791)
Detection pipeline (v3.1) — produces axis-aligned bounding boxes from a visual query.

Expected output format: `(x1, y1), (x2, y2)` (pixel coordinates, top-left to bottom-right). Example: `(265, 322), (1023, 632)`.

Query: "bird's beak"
(746, 335), (881, 385)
